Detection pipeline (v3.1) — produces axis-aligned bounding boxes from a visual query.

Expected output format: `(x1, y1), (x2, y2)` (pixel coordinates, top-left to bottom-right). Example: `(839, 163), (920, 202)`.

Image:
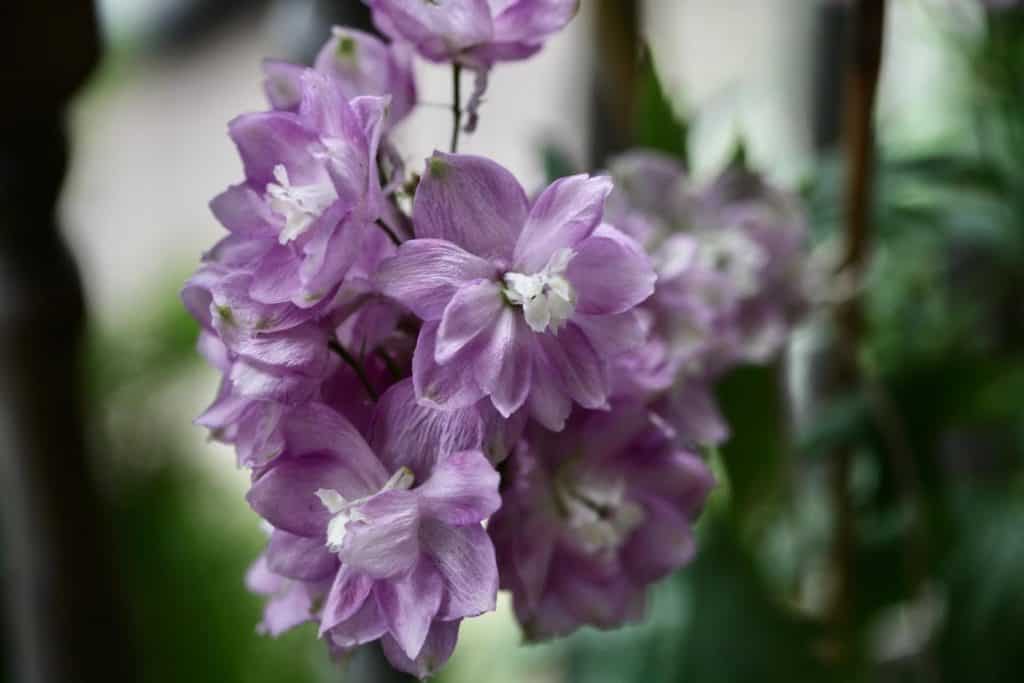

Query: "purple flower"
(263, 28), (416, 132)
(488, 403), (714, 640)
(376, 152), (656, 431)
(364, 0), (579, 68)
(213, 70), (388, 308)
(245, 387), (501, 677)
(607, 151), (807, 370)
(364, 0), (578, 131)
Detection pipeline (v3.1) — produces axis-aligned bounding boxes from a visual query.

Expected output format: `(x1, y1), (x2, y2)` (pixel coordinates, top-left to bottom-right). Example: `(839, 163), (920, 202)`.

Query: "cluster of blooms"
(183, 2), (807, 678)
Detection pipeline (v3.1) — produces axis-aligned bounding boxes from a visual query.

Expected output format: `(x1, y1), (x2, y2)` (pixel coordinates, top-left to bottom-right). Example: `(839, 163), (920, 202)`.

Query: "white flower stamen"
(695, 229), (767, 298)
(556, 475), (645, 554)
(503, 248), (577, 333)
(266, 164), (338, 245)
(315, 466), (415, 553)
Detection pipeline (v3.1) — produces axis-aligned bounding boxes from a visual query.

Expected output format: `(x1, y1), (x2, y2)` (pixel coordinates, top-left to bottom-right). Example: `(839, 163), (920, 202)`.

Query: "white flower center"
(266, 164), (338, 245)
(556, 475), (645, 554)
(316, 467), (415, 553)
(695, 229), (767, 298)
(503, 248), (577, 333)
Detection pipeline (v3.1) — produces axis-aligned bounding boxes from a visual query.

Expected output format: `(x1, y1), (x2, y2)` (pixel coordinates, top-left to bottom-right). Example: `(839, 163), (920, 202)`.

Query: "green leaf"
(633, 46), (689, 165)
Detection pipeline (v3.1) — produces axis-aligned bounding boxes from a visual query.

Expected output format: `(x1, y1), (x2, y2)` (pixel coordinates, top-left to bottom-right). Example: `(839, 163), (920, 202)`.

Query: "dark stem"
(328, 340), (379, 401)
(829, 0), (886, 653)
(451, 63), (463, 153)
(375, 219), (402, 247)
(374, 348), (403, 380)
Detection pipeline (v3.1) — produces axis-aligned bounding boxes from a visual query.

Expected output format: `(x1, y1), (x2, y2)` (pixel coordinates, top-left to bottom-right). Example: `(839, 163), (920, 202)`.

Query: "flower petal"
(340, 490), (421, 578)
(228, 111), (319, 189)
(209, 183), (280, 238)
(370, 379), (485, 480)
(525, 344), (573, 431)
(514, 174), (613, 272)
(247, 452), (379, 537)
(566, 224), (656, 315)
(417, 450), (501, 525)
(491, 0), (580, 43)
(326, 594), (388, 648)
(320, 564), (374, 635)
(375, 559), (444, 659)
(535, 323), (609, 410)
(421, 520), (498, 620)
(266, 528), (338, 581)
(412, 322), (487, 411)
(436, 279), (504, 363)
(282, 403), (388, 490)
(369, 0), (494, 62)
(473, 309), (532, 417)
(376, 239), (497, 321)
(381, 619), (460, 679)
(413, 151), (527, 259)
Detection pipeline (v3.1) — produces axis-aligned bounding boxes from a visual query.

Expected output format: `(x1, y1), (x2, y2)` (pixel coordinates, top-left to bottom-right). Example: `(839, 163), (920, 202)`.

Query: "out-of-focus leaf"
(633, 46), (689, 165)
(796, 393), (873, 458)
(715, 365), (787, 528)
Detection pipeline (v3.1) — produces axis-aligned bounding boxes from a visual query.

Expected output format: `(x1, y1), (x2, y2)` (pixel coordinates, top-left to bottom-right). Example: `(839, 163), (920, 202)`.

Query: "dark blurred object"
(146, 0), (271, 53)
(0, 2), (136, 682)
(589, 0), (642, 167)
(813, 4), (848, 151)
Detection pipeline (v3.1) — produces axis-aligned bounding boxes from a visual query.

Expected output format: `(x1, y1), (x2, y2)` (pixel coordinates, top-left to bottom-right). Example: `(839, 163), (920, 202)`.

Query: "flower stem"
(328, 340), (379, 401)
(375, 219), (402, 247)
(829, 0), (886, 651)
(451, 64), (463, 153)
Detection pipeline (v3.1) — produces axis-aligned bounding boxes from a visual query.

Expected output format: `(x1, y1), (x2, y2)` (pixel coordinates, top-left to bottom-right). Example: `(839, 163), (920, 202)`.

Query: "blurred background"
(2, 0), (1024, 681)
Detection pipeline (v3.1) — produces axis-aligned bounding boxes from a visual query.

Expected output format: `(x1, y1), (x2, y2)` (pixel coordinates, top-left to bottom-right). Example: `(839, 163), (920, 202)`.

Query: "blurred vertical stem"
(451, 64), (463, 153)
(590, 0), (641, 166)
(829, 0), (886, 652)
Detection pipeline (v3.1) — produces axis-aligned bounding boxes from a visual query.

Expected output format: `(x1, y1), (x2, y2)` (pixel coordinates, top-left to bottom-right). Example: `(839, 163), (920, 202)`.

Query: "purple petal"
(228, 111), (319, 188)
(536, 323), (609, 410)
(249, 245), (303, 305)
(210, 183), (281, 238)
(421, 520), (498, 620)
(491, 0), (580, 43)
(417, 450), (501, 525)
(370, 379), (485, 480)
(368, 0), (494, 62)
(340, 490), (421, 578)
(381, 619), (459, 679)
(525, 344), (573, 431)
(282, 403), (388, 489)
(296, 207), (363, 303)
(262, 58), (305, 110)
(413, 152), (527, 259)
(376, 239), (497, 321)
(231, 322), (329, 371)
(572, 311), (647, 358)
(320, 565), (374, 635)
(315, 28), (417, 129)
(326, 594), (388, 648)
(247, 453), (379, 537)
(514, 174), (613, 272)
(566, 224), (656, 315)
(436, 279), (504, 363)
(473, 309), (532, 417)
(412, 322), (487, 411)
(266, 528), (338, 581)
(375, 559), (444, 659)
(621, 495), (696, 584)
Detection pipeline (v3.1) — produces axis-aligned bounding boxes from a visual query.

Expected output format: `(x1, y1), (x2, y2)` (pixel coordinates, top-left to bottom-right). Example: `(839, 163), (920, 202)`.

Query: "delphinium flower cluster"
(182, 1), (807, 677)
